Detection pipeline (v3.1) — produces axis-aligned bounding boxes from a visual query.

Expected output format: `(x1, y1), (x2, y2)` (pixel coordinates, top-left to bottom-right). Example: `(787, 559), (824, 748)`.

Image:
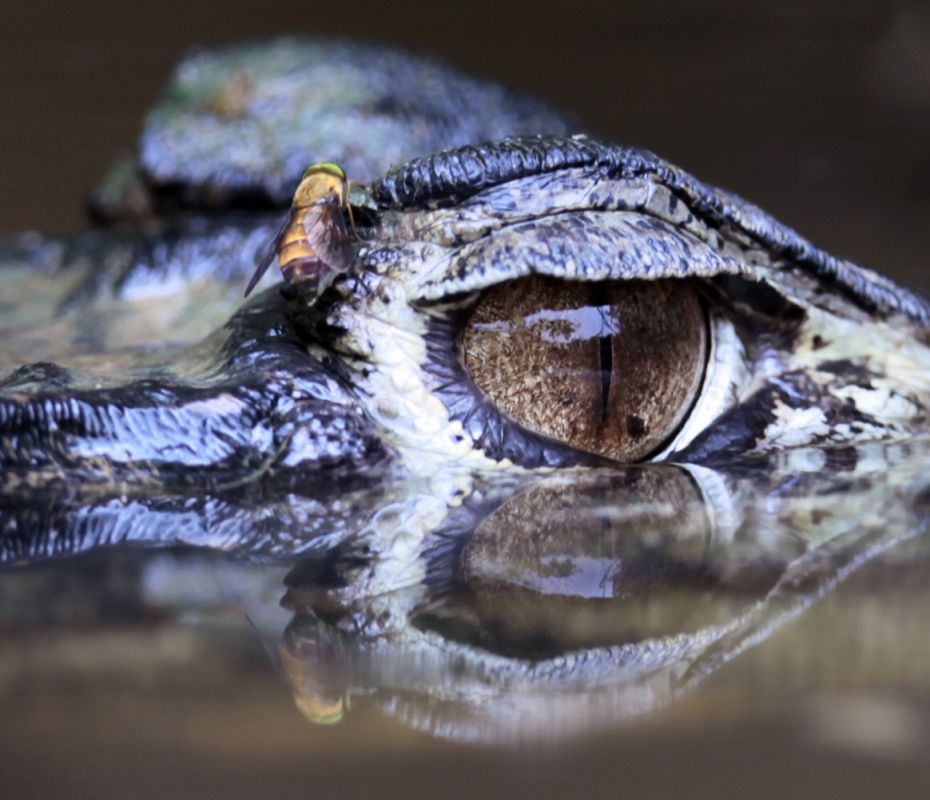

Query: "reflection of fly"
(244, 162), (354, 298)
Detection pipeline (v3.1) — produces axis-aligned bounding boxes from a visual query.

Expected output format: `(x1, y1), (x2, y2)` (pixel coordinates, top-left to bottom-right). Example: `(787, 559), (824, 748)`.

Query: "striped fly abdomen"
(244, 162), (354, 298)
(276, 203), (350, 286)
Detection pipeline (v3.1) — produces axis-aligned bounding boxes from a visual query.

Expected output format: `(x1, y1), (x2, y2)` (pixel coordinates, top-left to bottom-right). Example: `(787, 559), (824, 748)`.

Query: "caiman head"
(2, 133), (929, 530)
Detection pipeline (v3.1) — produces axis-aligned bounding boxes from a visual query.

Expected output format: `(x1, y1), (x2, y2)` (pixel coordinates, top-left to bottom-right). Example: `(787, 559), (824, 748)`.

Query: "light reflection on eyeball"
(462, 277), (708, 462)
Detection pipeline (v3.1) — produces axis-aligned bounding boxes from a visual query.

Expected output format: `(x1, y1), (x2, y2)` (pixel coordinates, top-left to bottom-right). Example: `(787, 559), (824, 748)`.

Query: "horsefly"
(244, 162), (355, 298)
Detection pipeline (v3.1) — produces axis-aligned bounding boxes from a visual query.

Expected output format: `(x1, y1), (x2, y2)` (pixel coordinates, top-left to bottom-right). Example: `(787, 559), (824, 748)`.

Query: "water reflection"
(273, 443), (930, 742)
(3, 437), (929, 744)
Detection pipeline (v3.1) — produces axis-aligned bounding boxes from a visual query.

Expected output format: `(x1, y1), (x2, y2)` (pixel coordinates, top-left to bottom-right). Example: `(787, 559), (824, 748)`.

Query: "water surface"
(3, 439), (930, 798)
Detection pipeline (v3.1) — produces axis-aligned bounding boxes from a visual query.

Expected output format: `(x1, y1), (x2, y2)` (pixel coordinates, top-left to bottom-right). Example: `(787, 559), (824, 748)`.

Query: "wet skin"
(1, 40), (929, 743)
(3, 135), (929, 486)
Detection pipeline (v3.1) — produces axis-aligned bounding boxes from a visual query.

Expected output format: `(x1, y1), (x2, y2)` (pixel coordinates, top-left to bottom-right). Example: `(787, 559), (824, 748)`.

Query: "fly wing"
(243, 210), (296, 298)
(300, 199), (353, 273)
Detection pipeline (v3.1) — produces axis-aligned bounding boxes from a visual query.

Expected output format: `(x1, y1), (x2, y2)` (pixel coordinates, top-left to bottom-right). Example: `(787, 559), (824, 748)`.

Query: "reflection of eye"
(462, 277), (708, 462)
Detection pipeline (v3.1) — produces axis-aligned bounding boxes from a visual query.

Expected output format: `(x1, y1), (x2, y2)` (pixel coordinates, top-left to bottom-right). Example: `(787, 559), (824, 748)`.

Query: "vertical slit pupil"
(592, 285), (613, 422)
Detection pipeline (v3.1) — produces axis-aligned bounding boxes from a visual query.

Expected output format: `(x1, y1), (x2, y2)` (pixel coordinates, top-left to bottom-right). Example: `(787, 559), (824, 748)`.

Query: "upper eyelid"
(411, 210), (749, 301)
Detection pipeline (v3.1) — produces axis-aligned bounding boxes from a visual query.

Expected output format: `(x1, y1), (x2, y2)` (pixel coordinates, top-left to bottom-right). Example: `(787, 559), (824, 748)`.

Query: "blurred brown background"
(1, 0), (928, 294)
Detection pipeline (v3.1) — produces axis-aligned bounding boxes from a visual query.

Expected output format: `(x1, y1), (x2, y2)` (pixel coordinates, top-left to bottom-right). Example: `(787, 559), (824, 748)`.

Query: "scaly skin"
(6, 134), (929, 486)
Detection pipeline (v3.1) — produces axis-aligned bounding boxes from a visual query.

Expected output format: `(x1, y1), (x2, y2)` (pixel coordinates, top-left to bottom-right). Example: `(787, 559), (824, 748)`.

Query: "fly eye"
(462, 277), (709, 462)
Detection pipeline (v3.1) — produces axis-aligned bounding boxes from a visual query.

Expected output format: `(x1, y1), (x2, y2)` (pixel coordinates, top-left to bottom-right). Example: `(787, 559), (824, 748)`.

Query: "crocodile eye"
(462, 277), (708, 461)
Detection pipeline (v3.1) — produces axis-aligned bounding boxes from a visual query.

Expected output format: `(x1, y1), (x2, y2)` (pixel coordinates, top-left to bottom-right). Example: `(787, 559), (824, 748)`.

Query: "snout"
(0, 290), (389, 490)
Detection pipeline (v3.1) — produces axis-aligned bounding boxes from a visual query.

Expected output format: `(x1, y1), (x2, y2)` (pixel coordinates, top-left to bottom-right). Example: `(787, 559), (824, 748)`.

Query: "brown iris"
(462, 277), (708, 461)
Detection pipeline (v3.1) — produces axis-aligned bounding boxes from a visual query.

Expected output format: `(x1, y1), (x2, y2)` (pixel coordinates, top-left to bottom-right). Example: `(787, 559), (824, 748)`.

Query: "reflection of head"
(276, 444), (930, 743)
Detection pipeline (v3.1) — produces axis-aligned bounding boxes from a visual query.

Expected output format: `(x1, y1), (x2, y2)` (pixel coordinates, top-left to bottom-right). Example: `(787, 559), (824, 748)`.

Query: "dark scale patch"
(372, 135), (930, 326)
(811, 334), (829, 351)
(816, 359), (877, 387)
(673, 385), (784, 464)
